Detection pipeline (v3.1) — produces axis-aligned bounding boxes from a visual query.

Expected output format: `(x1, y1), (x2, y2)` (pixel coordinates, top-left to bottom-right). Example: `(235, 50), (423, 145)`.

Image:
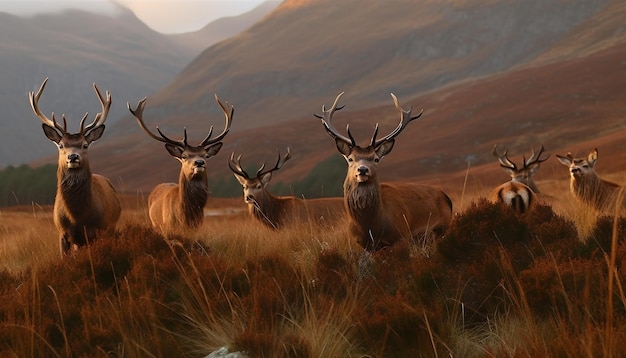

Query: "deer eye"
(374, 158), (380, 163)
(256, 184), (262, 189)
(83, 143), (89, 149)
(347, 157), (354, 162)
(58, 143), (64, 149)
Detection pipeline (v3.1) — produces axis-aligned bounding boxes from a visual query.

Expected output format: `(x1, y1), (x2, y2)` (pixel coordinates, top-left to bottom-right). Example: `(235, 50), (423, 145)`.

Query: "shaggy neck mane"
(252, 192), (282, 229)
(574, 174), (618, 210)
(59, 167), (92, 217)
(180, 175), (209, 228)
(344, 179), (381, 226)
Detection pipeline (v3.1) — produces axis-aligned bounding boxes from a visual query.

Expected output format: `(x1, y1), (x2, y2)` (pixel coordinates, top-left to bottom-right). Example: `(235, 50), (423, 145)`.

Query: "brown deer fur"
(557, 149), (625, 214)
(30, 78), (121, 254)
(128, 95), (233, 236)
(489, 145), (549, 214)
(230, 149), (344, 229)
(318, 93), (453, 251)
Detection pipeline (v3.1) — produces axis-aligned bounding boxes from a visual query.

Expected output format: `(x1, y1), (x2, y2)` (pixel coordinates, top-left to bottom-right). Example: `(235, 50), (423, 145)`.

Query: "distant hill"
(168, 0), (281, 58)
(96, 0), (625, 195)
(0, 4), (194, 166)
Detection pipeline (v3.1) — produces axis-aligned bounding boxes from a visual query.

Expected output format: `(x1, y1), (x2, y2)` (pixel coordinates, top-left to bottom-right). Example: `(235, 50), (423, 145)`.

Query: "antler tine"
(492, 145), (517, 170)
(200, 94), (234, 147)
(127, 98), (185, 147)
(524, 145), (550, 168)
(228, 152), (250, 179)
(372, 93), (423, 147)
(29, 78), (66, 133)
(80, 83), (111, 135)
(316, 92), (354, 146)
(258, 148), (292, 177)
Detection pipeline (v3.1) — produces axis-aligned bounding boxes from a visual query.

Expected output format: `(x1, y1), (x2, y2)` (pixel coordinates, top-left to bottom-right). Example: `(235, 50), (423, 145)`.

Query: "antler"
(127, 97), (187, 148)
(128, 94), (233, 148)
(28, 77), (67, 134)
(315, 92), (356, 147)
(257, 148), (292, 178)
(81, 82), (112, 134)
(229, 148), (291, 179)
(200, 94), (234, 147)
(371, 93), (423, 147)
(228, 152), (250, 179)
(492, 145), (517, 171)
(523, 145), (550, 168)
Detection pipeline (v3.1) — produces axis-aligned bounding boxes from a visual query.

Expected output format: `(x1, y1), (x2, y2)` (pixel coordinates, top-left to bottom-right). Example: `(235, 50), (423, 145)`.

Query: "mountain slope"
(113, 0), (609, 135)
(168, 0), (281, 58)
(0, 5), (194, 166)
(96, 6), (626, 196)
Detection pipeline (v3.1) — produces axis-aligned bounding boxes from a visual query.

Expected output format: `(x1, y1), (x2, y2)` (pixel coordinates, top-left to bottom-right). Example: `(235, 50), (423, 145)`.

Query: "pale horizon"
(0, 0), (271, 34)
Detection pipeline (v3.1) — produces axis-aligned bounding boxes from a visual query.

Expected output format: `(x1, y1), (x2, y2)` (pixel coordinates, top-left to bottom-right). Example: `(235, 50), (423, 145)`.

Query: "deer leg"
(60, 233), (71, 255)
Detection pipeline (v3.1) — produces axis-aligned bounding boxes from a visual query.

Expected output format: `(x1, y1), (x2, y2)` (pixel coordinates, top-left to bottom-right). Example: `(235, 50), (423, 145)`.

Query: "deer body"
(489, 145), (549, 213)
(29, 78), (121, 254)
(318, 93), (452, 251)
(230, 149), (344, 229)
(557, 149), (625, 214)
(346, 181), (452, 249)
(128, 95), (233, 236)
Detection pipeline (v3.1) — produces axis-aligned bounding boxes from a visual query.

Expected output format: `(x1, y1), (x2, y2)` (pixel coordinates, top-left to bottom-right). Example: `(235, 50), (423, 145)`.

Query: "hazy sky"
(0, 0), (268, 33)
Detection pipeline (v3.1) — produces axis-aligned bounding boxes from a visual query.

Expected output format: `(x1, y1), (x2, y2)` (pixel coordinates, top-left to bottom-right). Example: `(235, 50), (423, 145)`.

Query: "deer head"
(316, 92), (422, 185)
(29, 78), (111, 171)
(556, 149), (598, 180)
(492, 144), (549, 193)
(229, 148), (291, 204)
(127, 94), (233, 181)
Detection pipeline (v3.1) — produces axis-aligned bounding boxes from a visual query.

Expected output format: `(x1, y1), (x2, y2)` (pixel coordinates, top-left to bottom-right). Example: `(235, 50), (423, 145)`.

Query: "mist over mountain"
(0, 1), (268, 166)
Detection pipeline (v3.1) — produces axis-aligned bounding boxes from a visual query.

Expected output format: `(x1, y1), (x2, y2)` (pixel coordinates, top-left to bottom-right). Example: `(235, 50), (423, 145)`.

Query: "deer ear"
(335, 138), (352, 156)
(375, 139), (395, 158)
(205, 142), (223, 157)
(85, 125), (105, 144)
(42, 124), (62, 143)
(556, 155), (572, 166)
(588, 149), (598, 166)
(165, 144), (184, 159)
(260, 172), (272, 186)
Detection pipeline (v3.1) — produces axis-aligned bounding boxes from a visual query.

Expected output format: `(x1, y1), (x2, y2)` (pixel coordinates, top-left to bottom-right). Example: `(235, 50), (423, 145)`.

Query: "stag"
(229, 148), (345, 229)
(489, 145), (550, 213)
(29, 78), (121, 255)
(316, 92), (453, 251)
(556, 149), (625, 214)
(127, 95), (233, 235)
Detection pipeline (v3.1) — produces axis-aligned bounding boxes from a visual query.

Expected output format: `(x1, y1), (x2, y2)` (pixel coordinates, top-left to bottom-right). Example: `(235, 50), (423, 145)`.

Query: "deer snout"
(244, 194), (255, 203)
(356, 166), (370, 182)
(570, 167), (582, 176)
(67, 153), (80, 168)
(192, 159), (206, 175)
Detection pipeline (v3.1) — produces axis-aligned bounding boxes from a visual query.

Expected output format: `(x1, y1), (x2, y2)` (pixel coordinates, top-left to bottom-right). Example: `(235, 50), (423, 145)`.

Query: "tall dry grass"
(0, 191), (625, 357)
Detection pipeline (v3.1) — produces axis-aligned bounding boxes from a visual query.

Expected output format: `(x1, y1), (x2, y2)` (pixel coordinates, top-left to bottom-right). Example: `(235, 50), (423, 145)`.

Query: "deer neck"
(58, 166), (93, 216)
(344, 177), (382, 225)
(251, 191), (282, 229)
(179, 173), (209, 227)
(573, 173), (611, 208)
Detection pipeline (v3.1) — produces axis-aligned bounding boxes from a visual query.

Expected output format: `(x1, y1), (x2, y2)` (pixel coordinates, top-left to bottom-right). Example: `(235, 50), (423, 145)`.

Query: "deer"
(489, 145), (550, 213)
(127, 94), (233, 236)
(316, 92), (453, 251)
(228, 148), (345, 229)
(28, 78), (121, 255)
(556, 148), (626, 214)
